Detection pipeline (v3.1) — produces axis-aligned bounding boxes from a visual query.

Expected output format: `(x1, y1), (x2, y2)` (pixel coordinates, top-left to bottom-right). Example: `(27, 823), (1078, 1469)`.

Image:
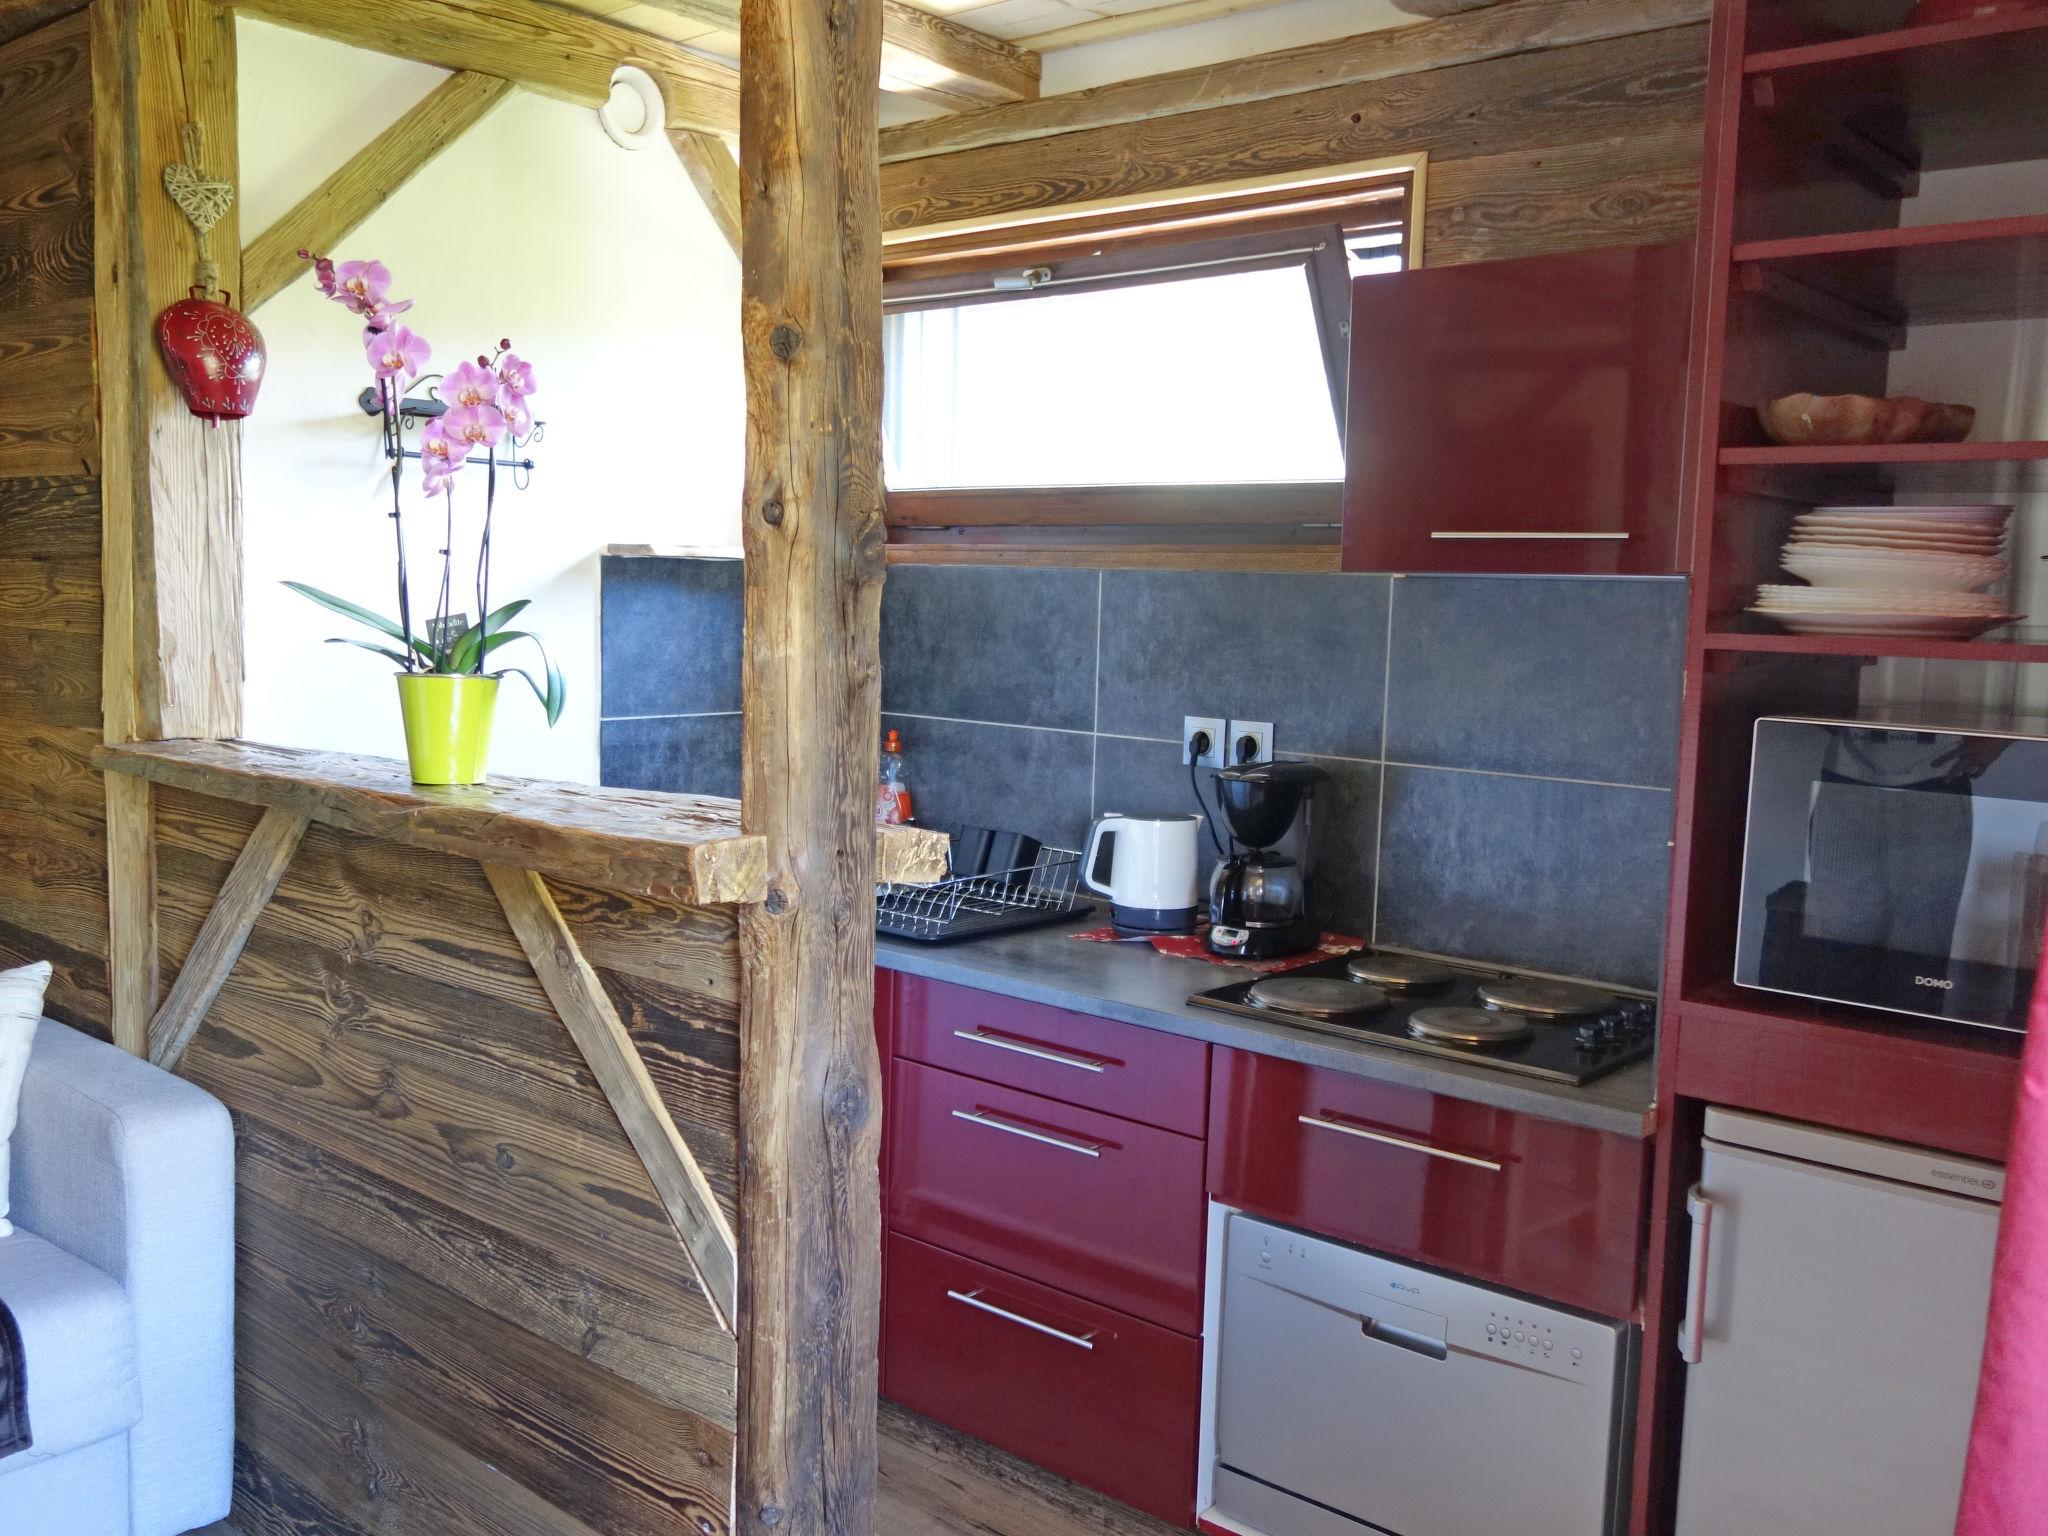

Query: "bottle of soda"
(876, 728), (914, 825)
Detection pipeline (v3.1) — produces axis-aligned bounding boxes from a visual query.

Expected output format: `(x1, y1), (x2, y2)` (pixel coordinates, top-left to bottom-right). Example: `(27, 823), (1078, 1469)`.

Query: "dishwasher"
(1673, 1108), (2004, 1536)
(1200, 1207), (1634, 1536)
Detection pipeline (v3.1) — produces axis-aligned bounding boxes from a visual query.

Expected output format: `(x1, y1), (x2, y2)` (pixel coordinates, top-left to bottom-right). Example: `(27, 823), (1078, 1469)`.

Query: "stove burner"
(1407, 1005), (1536, 1046)
(1246, 975), (1391, 1019)
(1472, 976), (1617, 1018)
(1343, 952), (1457, 993)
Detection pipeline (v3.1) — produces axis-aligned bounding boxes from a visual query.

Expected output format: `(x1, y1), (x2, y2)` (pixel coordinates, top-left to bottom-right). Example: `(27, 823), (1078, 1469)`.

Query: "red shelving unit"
(1632, 3), (2048, 1532)
(1675, 982), (2019, 1163)
(1700, 627), (2048, 664)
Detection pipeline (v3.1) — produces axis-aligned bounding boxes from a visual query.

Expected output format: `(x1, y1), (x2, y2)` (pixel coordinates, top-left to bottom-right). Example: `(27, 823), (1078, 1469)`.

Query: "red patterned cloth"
(1070, 926), (1362, 974)
(1956, 943), (2048, 1535)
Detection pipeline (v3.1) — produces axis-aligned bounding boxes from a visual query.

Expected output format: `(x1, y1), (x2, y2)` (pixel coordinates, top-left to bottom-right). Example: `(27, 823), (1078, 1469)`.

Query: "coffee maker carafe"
(1206, 760), (1326, 960)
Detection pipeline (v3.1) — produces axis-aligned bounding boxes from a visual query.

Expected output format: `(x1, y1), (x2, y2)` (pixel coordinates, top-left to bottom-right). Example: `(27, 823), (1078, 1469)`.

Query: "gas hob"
(1188, 949), (1656, 1085)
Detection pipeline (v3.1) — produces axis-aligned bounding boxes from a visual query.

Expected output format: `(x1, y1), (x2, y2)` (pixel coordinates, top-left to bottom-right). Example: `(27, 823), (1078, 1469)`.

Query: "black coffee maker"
(1206, 760), (1326, 959)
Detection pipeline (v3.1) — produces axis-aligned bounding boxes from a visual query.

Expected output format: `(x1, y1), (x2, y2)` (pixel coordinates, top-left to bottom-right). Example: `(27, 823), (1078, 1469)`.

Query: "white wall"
(237, 19), (743, 783)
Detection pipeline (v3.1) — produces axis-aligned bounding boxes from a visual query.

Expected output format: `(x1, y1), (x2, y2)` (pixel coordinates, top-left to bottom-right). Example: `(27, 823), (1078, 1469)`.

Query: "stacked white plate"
(1752, 504), (2021, 637)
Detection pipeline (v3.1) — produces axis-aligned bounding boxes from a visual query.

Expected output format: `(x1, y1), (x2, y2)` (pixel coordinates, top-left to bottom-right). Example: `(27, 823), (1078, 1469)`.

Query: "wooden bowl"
(1759, 393), (1976, 446)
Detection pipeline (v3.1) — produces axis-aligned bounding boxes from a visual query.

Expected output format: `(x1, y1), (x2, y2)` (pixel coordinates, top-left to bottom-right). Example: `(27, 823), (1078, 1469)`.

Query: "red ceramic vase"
(155, 287), (266, 424)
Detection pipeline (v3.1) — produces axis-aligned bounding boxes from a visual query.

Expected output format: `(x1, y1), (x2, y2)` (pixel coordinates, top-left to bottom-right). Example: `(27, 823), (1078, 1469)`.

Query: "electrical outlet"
(1183, 715), (1227, 768)
(1229, 720), (1273, 765)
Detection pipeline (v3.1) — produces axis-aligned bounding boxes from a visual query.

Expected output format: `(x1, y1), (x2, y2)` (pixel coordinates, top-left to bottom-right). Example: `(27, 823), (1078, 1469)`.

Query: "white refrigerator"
(1674, 1107), (2004, 1536)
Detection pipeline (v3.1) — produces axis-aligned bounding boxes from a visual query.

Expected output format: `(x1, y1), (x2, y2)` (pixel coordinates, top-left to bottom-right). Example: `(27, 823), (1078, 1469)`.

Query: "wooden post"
(735, 0), (888, 1528)
(95, 0), (243, 1054)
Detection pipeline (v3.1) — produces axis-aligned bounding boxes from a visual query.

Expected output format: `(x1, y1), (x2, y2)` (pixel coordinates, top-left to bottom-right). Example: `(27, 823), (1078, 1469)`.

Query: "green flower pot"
(396, 673), (499, 785)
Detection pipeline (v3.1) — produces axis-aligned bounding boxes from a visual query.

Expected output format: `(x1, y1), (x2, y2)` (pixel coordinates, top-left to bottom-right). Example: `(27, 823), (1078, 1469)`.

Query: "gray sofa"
(0, 1018), (234, 1535)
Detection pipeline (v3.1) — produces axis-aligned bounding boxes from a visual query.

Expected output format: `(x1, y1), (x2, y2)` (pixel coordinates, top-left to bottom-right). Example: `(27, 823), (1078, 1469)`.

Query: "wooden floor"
(195, 1401), (1183, 1535)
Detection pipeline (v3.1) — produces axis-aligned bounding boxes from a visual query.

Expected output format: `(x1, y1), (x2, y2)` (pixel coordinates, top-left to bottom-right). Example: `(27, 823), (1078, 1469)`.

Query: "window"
(880, 162), (1418, 493)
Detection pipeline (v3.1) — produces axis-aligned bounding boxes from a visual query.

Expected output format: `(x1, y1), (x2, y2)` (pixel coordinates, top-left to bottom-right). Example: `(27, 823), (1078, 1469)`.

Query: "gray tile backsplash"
(1097, 571), (1389, 758)
(600, 555), (1686, 986)
(882, 566), (1099, 732)
(1385, 576), (1686, 788)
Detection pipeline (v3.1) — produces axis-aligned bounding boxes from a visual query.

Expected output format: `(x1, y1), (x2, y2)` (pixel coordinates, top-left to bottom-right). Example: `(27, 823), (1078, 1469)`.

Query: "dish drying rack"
(876, 844), (1091, 944)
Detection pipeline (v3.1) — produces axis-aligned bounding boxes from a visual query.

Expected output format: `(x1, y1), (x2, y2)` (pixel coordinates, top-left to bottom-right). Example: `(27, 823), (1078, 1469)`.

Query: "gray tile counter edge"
(877, 920), (1655, 1140)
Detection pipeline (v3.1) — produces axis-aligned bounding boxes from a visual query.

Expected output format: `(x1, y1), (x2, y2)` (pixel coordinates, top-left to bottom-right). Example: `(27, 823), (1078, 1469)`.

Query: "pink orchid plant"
(286, 252), (563, 725)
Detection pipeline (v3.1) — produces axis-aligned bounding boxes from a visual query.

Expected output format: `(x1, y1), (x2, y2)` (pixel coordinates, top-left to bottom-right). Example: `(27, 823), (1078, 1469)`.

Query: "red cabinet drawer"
(889, 1057), (1206, 1333)
(1207, 1049), (1646, 1318)
(893, 973), (1208, 1137)
(883, 1232), (1200, 1526)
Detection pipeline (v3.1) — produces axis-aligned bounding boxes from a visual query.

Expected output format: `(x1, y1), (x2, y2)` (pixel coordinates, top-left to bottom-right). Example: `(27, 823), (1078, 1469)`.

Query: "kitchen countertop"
(877, 917), (1658, 1140)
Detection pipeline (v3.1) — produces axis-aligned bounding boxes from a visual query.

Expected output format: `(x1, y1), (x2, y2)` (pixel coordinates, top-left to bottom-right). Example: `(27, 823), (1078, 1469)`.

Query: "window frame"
(878, 157), (1425, 564)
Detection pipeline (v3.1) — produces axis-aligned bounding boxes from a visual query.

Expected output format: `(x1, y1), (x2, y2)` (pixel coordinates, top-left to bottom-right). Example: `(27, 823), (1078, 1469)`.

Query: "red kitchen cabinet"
(889, 1057), (1207, 1333)
(1341, 241), (1694, 575)
(1207, 1049), (1647, 1318)
(893, 973), (1210, 1136)
(883, 1232), (1202, 1526)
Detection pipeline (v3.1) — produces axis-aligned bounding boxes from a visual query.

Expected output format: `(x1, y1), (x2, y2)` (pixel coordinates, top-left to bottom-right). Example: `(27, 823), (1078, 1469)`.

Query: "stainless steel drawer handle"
(952, 1028), (1111, 1074)
(946, 1288), (1098, 1350)
(952, 1108), (1103, 1158)
(1298, 1114), (1503, 1172)
(1428, 531), (1630, 541)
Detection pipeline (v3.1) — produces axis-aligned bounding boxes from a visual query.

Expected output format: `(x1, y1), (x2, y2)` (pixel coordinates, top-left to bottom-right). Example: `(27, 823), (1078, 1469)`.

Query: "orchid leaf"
(492, 636), (566, 727)
(325, 637), (415, 668)
(447, 600), (531, 673)
(284, 581), (434, 663)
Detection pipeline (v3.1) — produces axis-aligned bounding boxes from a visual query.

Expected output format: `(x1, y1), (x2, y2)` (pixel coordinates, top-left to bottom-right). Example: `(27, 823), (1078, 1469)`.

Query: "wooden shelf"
(97, 738), (950, 905)
(1735, 213), (2048, 329)
(1743, 10), (2048, 173)
(1701, 626), (2048, 665)
(1720, 440), (2048, 494)
(1677, 981), (2020, 1162)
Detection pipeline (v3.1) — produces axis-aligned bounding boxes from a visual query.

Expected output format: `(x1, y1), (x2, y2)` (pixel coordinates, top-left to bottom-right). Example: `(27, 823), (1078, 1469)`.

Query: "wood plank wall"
(880, 22), (1711, 266)
(156, 785), (742, 1535)
(0, 8), (110, 1032)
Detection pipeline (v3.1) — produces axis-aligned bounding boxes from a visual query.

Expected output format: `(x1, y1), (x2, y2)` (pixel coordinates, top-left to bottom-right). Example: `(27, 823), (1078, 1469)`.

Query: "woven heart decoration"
(162, 160), (233, 237)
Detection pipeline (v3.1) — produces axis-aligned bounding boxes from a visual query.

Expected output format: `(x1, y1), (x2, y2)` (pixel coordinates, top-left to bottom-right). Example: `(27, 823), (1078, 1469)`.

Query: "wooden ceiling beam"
(242, 70), (513, 310)
(880, 0), (1707, 162)
(222, 0), (739, 132)
(877, 0), (1037, 107)
(630, 0), (1039, 105)
(665, 126), (741, 257)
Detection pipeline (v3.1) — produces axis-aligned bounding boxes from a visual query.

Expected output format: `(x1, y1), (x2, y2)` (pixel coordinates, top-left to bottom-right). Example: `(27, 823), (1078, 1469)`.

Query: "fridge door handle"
(1678, 1183), (1715, 1365)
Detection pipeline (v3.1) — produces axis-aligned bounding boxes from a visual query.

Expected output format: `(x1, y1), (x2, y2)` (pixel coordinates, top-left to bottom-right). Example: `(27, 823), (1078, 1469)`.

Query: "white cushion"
(0, 962), (51, 1238)
(0, 1228), (142, 1467)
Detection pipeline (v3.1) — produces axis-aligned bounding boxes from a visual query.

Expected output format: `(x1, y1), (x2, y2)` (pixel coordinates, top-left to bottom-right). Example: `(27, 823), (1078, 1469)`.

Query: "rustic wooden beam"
(666, 126), (741, 258)
(881, 0), (1707, 162)
(485, 862), (741, 1332)
(630, 0), (1038, 105)
(95, 0), (244, 1054)
(880, 22), (1709, 238)
(877, 0), (1038, 108)
(148, 805), (307, 1070)
(222, 0), (740, 134)
(1013, 0), (1297, 52)
(737, 0), (887, 1528)
(96, 738), (948, 902)
(243, 70), (513, 311)
(105, 776), (156, 1055)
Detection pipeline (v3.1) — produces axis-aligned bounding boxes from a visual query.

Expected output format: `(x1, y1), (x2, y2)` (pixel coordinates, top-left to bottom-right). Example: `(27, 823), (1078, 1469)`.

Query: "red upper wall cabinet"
(1340, 242), (1695, 575)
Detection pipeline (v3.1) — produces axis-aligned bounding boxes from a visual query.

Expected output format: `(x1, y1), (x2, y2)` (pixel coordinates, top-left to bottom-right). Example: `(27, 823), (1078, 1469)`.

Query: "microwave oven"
(1735, 716), (2048, 1034)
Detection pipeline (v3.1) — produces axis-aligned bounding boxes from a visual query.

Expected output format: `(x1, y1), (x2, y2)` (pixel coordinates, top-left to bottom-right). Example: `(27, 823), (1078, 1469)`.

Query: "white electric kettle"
(1083, 812), (1202, 933)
